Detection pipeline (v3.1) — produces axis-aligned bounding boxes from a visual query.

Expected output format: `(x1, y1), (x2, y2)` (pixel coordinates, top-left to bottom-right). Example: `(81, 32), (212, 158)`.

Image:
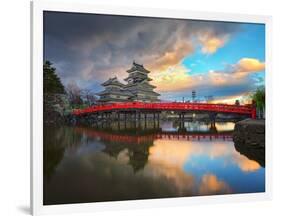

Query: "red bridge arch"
(72, 102), (256, 119)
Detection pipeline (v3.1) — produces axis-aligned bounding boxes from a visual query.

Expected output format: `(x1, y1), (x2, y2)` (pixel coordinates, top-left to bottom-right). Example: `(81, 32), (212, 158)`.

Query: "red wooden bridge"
(72, 102), (256, 119)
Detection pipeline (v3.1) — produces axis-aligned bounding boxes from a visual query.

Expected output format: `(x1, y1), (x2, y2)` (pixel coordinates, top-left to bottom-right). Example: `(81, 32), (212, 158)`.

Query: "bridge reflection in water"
(43, 120), (265, 205)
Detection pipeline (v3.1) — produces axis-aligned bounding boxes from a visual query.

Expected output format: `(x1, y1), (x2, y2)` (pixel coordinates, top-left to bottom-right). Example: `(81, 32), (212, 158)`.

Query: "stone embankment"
(44, 93), (70, 125)
(233, 119), (265, 167)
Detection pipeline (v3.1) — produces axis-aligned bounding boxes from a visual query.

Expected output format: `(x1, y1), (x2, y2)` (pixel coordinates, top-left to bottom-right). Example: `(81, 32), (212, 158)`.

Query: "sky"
(44, 11), (265, 104)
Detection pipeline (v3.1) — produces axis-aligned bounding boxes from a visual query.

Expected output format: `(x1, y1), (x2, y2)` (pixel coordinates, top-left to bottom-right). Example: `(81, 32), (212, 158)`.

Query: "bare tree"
(66, 81), (98, 108)
(81, 89), (98, 106)
(66, 81), (83, 107)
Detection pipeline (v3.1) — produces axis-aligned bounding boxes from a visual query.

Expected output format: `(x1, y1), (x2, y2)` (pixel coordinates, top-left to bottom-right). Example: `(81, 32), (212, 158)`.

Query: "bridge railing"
(72, 101), (255, 117)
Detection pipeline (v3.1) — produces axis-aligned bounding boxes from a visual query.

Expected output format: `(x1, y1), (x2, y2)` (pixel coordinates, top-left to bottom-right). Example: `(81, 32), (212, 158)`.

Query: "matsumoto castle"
(97, 62), (160, 103)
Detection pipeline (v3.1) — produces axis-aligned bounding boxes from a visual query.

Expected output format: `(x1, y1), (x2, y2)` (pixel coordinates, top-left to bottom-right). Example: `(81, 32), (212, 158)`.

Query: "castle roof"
(125, 81), (157, 89)
(126, 62), (150, 73)
(97, 88), (134, 96)
(101, 77), (125, 87)
(124, 73), (153, 82)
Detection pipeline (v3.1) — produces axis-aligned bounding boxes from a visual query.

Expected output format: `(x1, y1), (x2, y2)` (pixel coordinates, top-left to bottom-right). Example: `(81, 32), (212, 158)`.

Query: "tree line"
(251, 86), (265, 119)
(44, 61), (97, 109)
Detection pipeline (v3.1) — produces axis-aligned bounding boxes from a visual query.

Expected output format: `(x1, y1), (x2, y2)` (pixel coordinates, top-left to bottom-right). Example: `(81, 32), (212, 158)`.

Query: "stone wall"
(233, 119), (265, 148)
(233, 119), (265, 167)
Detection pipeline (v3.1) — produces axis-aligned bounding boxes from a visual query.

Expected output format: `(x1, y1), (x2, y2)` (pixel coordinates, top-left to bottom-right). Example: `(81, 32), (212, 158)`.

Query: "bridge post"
(90, 114), (94, 124)
(209, 123), (217, 133)
(122, 112), (126, 128)
(117, 112), (120, 130)
(178, 112), (186, 132)
(134, 111), (137, 128)
(108, 112), (112, 122)
(144, 113), (147, 128)
(152, 112), (155, 128)
(117, 112), (120, 121)
(209, 113), (217, 124)
(251, 107), (257, 119)
(180, 113), (183, 128)
(88, 114), (93, 124)
(136, 111), (141, 128)
(157, 112), (160, 127)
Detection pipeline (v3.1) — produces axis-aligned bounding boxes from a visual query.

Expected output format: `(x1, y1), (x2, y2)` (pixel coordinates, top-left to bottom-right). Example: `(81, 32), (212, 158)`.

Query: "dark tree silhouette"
(251, 86), (265, 119)
(44, 61), (65, 94)
(235, 99), (240, 106)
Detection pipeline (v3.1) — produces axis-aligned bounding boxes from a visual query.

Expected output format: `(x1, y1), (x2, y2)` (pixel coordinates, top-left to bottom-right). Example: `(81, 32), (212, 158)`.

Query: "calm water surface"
(44, 121), (265, 205)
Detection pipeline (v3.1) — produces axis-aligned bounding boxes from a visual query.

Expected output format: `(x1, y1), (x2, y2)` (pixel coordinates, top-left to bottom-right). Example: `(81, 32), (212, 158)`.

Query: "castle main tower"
(124, 62), (160, 102)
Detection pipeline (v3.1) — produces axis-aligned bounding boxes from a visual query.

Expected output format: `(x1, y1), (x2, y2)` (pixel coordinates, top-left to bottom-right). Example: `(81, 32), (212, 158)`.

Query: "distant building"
(97, 62), (160, 103)
(192, 90), (196, 102)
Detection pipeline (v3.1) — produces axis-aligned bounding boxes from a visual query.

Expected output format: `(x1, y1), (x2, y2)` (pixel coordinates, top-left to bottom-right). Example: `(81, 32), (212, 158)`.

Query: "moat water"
(43, 120), (265, 205)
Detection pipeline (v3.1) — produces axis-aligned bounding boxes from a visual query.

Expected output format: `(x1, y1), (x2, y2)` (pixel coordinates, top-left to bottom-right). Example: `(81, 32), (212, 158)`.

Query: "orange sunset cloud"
(199, 36), (228, 54)
(236, 58), (265, 73)
(150, 57), (264, 95)
(151, 64), (194, 91)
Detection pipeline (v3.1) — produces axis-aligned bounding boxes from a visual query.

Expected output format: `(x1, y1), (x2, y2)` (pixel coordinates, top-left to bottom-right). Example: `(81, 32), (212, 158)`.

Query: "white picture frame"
(31, 0), (272, 215)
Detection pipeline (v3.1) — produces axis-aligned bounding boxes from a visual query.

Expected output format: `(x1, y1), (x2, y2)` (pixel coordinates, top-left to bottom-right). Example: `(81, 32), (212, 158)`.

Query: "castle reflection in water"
(43, 120), (265, 205)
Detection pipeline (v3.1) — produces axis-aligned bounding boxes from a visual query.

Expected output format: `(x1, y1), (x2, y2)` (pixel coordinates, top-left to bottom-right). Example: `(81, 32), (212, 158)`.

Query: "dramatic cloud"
(44, 12), (265, 103)
(150, 57), (264, 103)
(148, 40), (194, 71)
(151, 64), (194, 91)
(206, 57), (265, 94)
(199, 35), (228, 54)
(44, 11), (241, 88)
(236, 58), (265, 73)
(207, 57), (265, 85)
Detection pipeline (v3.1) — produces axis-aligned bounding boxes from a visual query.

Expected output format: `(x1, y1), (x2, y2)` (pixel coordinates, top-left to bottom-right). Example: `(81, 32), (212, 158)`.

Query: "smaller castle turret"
(97, 77), (133, 103)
